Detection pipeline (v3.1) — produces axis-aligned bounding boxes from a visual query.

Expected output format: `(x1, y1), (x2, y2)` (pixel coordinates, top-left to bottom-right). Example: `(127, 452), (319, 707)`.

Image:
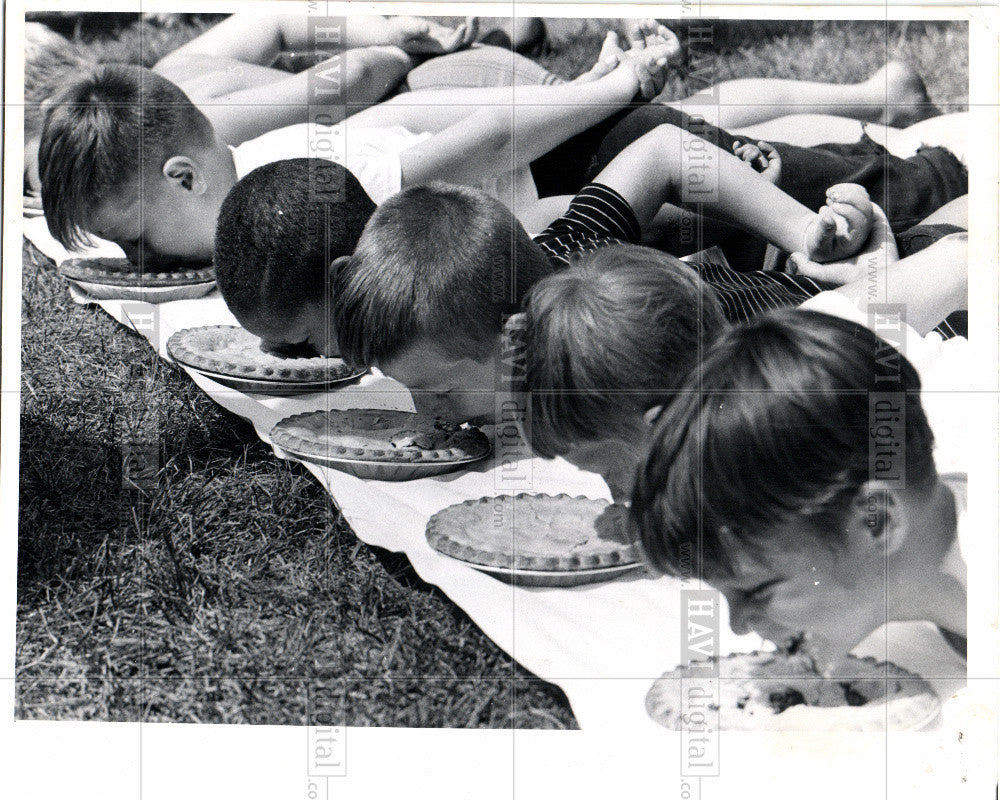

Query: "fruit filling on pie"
(270, 410), (491, 463)
(644, 651), (939, 731)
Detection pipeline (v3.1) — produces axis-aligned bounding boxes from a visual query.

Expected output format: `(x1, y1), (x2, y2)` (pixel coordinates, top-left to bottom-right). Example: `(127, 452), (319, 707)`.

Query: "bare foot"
(867, 61), (941, 127)
(801, 184), (874, 264)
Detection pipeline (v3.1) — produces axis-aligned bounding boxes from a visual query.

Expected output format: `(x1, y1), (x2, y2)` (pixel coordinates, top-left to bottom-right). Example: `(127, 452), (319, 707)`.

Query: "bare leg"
(861, 113), (968, 164)
(663, 61), (938, 129)
(917, 195), (968, 228)
(730, 112), (967, 162)
(159, 47), (413, 145)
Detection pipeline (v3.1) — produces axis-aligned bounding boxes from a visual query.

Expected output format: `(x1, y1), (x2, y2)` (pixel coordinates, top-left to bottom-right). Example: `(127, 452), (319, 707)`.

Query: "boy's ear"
(503, 311), (527, 332)
(849, 481), (908, 556)
(329, 255), (352, 283)
(162, 156), (207, 195)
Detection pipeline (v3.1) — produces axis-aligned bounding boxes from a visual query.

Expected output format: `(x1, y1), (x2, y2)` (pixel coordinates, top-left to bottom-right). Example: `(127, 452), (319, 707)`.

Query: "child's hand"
(623, 19), (682, 65)
(571, 29), (629, 84)
(388, 16), (479, 54)
(598, 21), (680, 100)
(788, 202), (897, 284)
(800, 184), (874, 264)
(732, 139), (782, 184)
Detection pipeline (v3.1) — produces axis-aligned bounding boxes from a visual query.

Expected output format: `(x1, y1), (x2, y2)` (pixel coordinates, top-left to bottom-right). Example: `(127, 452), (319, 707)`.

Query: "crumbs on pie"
(270, 409), (491, 463)
(644, 651), (940, 732)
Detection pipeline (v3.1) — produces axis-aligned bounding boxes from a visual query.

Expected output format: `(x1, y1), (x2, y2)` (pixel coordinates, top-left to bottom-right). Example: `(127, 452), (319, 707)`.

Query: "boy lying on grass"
(38, 25), (679, 265)
(24, 15), (490, 197)
(630, 299), (969, 671)
(328, 123), (876, 425)
(520, 224), (968, 500)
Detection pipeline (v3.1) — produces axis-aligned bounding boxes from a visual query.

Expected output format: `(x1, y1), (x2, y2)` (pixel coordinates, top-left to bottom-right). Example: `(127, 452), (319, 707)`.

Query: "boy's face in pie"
(379, 339), (499, 425)
(708, 518), (889, 670)
(243, 300), (338, 359)
(89, 183), (216, 266)
(560, 435), (643, 503)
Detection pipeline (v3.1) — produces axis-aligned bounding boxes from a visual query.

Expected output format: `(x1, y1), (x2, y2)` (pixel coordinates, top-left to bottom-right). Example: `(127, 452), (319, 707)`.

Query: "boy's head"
(334, 182), (553, 422)
(631, 309), (939, 664)
(39, 63), (235, 264)
(522, 244), (726, 499)
(214, 158), (377, 356)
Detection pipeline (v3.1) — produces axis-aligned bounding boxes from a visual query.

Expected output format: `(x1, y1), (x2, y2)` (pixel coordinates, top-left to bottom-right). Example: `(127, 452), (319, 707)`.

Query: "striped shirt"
(533, 183), (959, 337)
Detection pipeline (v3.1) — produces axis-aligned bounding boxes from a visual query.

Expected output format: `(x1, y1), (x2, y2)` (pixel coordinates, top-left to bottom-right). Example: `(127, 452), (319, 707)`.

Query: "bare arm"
(346, 19), (673, 135)
(192, 48), (413, 144)
(835, 232), (968, 335)
(396, 34), (676, 188)
(157, 14), (296, 67)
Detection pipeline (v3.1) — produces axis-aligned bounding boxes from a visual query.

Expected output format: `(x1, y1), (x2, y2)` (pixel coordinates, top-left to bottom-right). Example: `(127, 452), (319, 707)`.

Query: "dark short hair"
(214, 158), (377, 328)
(334, 182), (554, 368)
(524, 244), (727, 458)
(630, 309), (937, 580)
(38, 63), (214, 249)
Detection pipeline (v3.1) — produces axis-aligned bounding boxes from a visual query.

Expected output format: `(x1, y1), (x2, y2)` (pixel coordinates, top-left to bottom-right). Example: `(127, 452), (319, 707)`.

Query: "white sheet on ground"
(21, 215), (969, 739)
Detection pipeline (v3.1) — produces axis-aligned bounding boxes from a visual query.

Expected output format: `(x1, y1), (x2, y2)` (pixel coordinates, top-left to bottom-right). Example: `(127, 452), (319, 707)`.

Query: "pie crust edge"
(167, 326), (361, 383)
(60, 258), (216, 287)
(426, 493), (640, 572)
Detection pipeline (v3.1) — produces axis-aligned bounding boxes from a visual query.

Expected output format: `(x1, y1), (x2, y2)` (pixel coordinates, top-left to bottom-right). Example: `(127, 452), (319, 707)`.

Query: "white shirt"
(231, 123), (430, 204)
(231, 122), (539, 208)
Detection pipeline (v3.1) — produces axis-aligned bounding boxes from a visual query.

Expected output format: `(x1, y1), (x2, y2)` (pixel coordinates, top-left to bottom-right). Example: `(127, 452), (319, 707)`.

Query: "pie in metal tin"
(270, 409), (491, 480)
(167, 326), (364, 387)
(60, 257), (216, 302)
(425, 493), (643, 586)
(644, 651), (941, 732)
(59, 257), (216, 287)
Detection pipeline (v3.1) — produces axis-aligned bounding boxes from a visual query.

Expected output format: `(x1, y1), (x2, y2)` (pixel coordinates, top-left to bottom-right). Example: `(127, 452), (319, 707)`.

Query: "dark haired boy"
(213, 159), (376, 353)
(333, 121), (875, 424)
(630, 302), (971, 670)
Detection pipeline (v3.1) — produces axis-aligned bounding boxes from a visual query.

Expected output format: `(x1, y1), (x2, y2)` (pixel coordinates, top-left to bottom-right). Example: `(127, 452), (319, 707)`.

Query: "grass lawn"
(16, 15), (968, 726)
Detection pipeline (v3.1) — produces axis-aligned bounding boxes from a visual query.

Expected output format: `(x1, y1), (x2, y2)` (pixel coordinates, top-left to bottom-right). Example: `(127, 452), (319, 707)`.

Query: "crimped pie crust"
(167, 326), (358, 382)
(645, 652), (940, 732)
(59, 257), (216, 287)
(270, 409), (491, 463)
(426, 493), (638, 572)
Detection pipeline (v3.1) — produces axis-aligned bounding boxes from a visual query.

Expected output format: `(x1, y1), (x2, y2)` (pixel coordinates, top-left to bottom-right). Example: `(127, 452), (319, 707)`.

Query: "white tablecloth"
(20, 216), (972, 757)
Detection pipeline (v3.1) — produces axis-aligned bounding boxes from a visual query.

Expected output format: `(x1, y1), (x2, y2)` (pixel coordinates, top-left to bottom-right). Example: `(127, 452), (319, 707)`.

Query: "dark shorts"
(530, 104), (968, 233)
(896, 222), (966, 257)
